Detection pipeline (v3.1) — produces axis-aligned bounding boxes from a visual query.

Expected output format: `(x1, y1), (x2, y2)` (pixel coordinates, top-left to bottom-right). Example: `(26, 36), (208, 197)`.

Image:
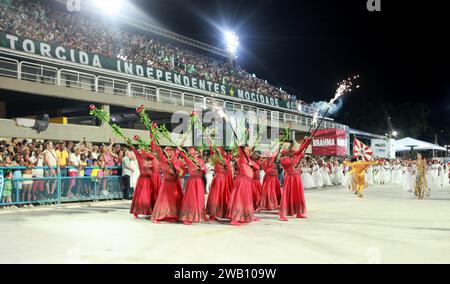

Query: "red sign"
(311, 129), (347, 156)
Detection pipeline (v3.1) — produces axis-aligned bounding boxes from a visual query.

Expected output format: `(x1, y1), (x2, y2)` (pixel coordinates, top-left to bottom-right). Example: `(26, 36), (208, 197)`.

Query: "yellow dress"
(344, 161), (379, 197)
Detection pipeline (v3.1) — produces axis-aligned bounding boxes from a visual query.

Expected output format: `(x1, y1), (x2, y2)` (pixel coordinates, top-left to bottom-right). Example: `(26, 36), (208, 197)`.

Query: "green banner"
(0, 32), (296, 110)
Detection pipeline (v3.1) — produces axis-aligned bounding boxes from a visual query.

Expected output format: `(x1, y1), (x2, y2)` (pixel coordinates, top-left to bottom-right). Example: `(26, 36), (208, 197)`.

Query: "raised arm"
(150, 132), (157, 153)
(177, 148), (191, 166)
(154, 144), (168, 163)
(129, 147), (141, 160)
(297, 137), (312, 155)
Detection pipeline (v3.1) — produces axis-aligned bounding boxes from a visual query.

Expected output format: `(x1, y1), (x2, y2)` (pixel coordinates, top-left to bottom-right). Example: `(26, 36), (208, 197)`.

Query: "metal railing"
(0, 166), (125, 207)
(0, 56), (349, 132)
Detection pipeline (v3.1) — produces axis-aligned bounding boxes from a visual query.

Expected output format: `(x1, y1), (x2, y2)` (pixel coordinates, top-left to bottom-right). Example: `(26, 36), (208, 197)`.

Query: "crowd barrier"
(0, 166), (126, 207)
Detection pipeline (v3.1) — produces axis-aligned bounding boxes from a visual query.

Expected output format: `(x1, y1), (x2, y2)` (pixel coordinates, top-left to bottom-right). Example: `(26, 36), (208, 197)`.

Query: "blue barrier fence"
(0, 166), (127, 207)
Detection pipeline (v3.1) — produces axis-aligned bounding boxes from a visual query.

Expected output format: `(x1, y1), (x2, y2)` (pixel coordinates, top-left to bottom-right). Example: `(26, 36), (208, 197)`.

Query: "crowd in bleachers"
(0, 0), (303, 104)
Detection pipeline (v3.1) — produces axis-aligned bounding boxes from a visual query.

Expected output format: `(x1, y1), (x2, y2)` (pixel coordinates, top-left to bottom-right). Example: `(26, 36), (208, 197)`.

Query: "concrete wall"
(0, 118), (147, 143)
(0, 77), (190, 114)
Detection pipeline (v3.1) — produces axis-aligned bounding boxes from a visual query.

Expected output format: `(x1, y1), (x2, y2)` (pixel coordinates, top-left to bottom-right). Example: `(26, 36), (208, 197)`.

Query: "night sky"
(122, 1), (449, 140)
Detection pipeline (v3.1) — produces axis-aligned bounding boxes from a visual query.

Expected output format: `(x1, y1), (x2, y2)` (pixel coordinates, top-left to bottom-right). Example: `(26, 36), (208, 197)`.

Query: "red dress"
(130, 148), (155, 216)
(206, 147), (230, 218)
(226, 147), (258, 223)
(260, 154), (281, 210)
(251, 161), (262, 211)
(150, 140), (162, 206)
(151, 146), (183, 222)
(222, 150), (234, 194)
(178, 151), (207, 223)
(279, 139), (311, 217)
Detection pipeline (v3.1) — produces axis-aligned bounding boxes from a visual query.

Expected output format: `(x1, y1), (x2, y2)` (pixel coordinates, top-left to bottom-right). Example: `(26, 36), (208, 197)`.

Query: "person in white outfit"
(205, 159), (214, 194)
(403, 162), (416, 192)
(441, 163), (449, 187)
(331, 161), (345, 186)
(301, 161), (316, 189)
(378, 161), (390, 185)
(428, 160), (440, 189)
(343, 163), (353, 190)
(391, 160), (403, 185)
(365, 165), (374, 187)
(312, 161), (324, 188)
(321, 162), (332, 186)
(129, 151), (140, 193)
(373, 164), (381, 185)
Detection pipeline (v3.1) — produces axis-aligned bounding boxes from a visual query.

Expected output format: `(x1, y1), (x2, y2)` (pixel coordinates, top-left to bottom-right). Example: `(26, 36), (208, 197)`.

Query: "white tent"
(395, 137), (447, 152)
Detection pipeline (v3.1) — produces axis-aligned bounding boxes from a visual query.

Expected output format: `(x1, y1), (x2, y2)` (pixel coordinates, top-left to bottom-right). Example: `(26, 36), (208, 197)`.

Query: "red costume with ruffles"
(226, 147), (259, 224)
(151, 145), (183, 222)
(260, 152), (281, 210)
(279, 138), (311, 219)
(129, 148), (155, 217)
(251, 160), (262, 211)
(178, 149), (207, 223)
(206, 146), (230, 219)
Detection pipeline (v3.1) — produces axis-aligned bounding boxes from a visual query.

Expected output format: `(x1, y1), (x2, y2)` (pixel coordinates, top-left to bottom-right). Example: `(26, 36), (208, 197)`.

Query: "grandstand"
(0, 0), (349, 148)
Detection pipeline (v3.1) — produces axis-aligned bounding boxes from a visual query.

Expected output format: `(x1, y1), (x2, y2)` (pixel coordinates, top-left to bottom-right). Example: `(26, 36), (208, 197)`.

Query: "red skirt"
(152, 174), (162, 208)
(130, 175), (154, 216)
(179, 176), (206, 222)
(251, 179), (262, 211)
(260, 175), (281, 211)
(279, 173), (307, 217)
(226, 175), (254, 223)
(206, 175), (230, 218)
(151, 177), (183, 221)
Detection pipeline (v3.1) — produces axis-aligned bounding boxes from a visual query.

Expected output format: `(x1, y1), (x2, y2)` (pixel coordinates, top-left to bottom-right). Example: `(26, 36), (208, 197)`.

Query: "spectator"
(1, 171), (14, 207)
(42, 141), (58, 197)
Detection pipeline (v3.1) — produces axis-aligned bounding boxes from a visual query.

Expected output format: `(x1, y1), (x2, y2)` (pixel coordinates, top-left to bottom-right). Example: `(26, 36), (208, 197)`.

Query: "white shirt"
(31, 155), (44, 178)
(92, 152), (99, 160)
(69, 153), (80, 172)
(43, 149), (57, 168)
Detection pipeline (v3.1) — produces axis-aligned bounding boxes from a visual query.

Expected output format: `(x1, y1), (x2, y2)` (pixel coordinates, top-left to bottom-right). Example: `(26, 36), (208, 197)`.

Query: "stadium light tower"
(94, 0), (123, 15)
(224, 31), (239, 65)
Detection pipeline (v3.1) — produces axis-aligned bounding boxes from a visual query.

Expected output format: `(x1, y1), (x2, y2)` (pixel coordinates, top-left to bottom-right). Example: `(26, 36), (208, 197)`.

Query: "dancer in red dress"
(251, 153), (262, 212)
(222, 149), (234, 194)
(129, 147), (155, 218)
(279, 137), (312, 221)
(150, 138), (162, 208)
(178, 147), (208, 225)
(151, 145), (183, 223)
(226, 145), (260, 226)
(206, 146), (231, 220)
(260, 149), (282, 211)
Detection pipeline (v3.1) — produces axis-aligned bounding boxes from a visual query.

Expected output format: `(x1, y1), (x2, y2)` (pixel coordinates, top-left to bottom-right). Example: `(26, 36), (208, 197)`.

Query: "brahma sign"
(311, 129), (347, 156)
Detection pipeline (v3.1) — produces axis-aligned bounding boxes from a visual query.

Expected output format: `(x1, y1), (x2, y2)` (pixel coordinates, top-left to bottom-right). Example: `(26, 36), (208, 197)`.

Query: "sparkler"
(213, 105), (250, 163)
(312, 75), (359, 138)
(295, 75), (360, 168)
(213, 106), (240, 142)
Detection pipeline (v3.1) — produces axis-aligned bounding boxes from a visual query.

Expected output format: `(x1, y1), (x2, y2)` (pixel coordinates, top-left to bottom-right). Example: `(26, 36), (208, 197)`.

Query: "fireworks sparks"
(330, 75), (360, 104)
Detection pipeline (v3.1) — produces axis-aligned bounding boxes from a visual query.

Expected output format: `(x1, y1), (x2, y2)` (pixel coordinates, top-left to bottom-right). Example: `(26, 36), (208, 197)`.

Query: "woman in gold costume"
(413, 154), (428, 200)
